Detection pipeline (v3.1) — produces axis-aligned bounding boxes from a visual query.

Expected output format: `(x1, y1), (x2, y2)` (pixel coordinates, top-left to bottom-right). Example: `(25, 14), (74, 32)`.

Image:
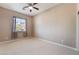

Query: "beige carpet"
(0, 38), (79, 55)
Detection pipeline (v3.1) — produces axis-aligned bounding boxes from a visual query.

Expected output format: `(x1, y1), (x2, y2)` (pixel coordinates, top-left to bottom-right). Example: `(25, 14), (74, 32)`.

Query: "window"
(13, 16), (26, 32)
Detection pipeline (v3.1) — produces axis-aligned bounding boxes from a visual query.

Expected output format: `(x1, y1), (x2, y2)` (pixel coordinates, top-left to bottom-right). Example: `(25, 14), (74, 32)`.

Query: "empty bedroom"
(0, 3), (79, 55)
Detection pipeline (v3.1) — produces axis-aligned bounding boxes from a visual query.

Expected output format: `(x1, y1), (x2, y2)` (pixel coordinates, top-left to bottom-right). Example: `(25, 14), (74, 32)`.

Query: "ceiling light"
(29, 6), (33, 9)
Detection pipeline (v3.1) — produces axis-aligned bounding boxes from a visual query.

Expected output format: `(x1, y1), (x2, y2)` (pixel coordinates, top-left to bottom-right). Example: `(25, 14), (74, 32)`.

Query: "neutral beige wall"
(76, 4), (79, 49)
(33, 4), (76, 47)
(0, 7), (32, 41)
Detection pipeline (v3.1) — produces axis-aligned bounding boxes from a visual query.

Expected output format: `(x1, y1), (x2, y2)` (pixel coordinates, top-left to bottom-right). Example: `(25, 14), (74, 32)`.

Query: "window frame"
(13, 16), (27, 32)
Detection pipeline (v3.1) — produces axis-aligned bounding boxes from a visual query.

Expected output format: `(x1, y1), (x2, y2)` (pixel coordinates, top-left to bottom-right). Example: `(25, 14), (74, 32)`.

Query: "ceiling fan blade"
(33, 7), (39, 10)
(28, 3), (32, 6)
(30, 9), (32, 12)
(23, 6), (29, 10)
(33, 3), (38, 6)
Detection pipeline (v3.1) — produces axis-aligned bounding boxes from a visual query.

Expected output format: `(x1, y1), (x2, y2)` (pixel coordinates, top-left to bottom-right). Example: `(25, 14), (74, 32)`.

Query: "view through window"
(15, 17), (26, 32)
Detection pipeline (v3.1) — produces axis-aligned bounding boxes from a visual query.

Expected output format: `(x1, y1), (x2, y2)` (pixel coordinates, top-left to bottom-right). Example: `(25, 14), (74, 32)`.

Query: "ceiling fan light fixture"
(28, 6), (33, 9)
(23, 3), (39, 12)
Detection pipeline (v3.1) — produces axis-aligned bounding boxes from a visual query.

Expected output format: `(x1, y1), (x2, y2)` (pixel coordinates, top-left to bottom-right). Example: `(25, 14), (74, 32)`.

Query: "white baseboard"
(0, 39), (15, 45)
(0, 37), (79, 52)
(0, 37), (32, 45)
(38, 38), (79, 52)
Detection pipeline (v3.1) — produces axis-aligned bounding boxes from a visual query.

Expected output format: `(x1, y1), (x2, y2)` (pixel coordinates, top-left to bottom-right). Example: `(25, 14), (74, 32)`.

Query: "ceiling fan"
(23, 3), (39, 12)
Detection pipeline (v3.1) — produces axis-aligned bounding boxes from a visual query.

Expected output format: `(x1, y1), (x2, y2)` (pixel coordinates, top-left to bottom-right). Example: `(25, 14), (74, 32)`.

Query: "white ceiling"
(0, 3), (59, 16)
